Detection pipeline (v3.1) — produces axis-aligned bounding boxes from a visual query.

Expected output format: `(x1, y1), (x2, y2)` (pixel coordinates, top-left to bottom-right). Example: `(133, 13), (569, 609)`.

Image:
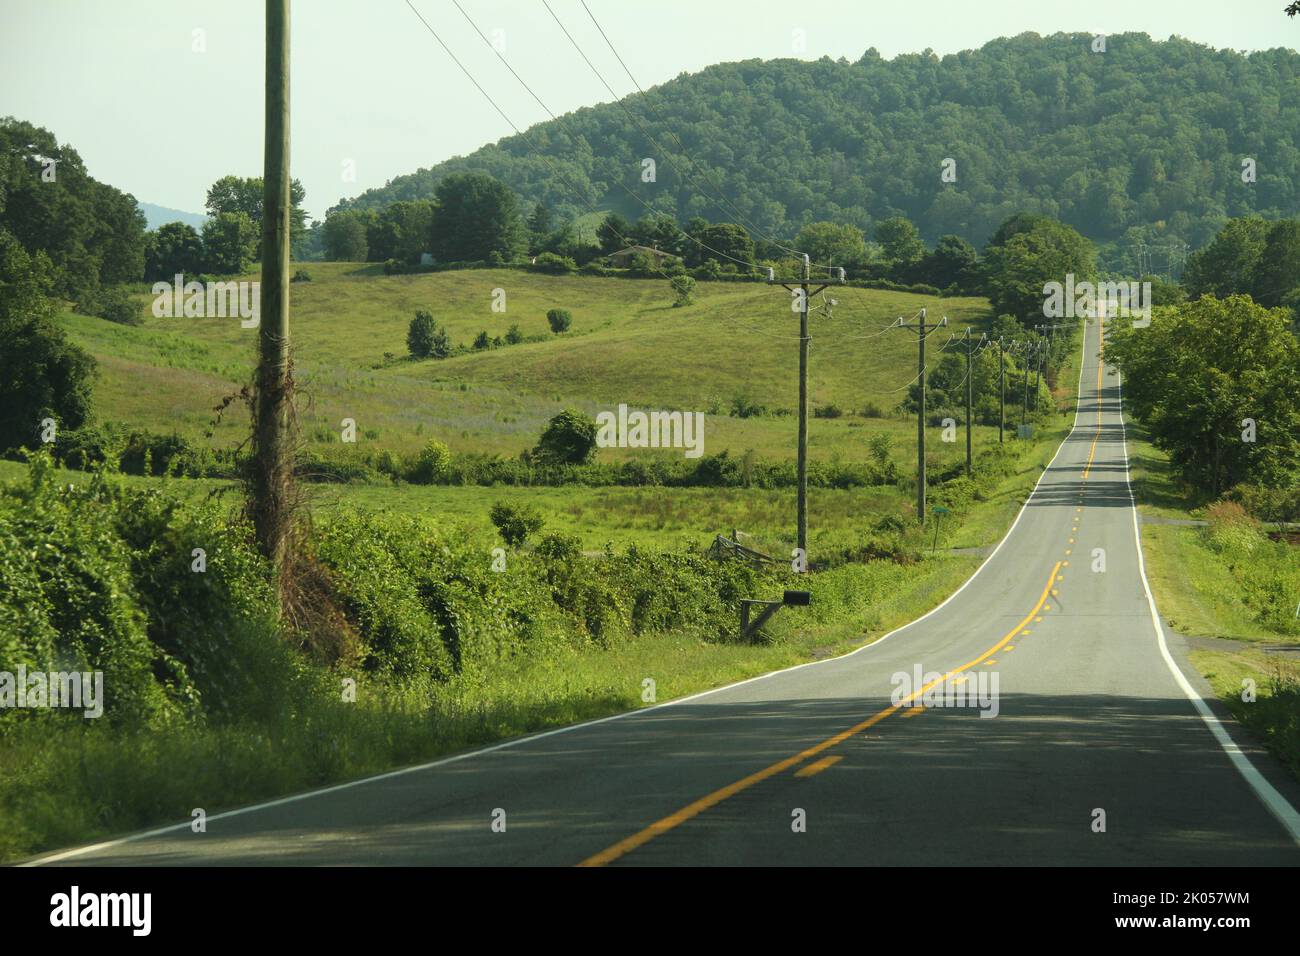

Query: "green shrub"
(546, 308), (572, 333)
(533, 252), (576, 274)
(532, 409), (596, 465)
(78, 285), (140, 326)
(670, 275), (696, 306)
(405, 439), (452, 484)
(407, 309), (436, 359)
(489, 502), (545, 546)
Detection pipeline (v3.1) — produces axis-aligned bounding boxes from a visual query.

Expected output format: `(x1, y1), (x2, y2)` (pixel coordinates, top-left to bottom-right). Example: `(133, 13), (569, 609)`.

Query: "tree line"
(334, 33), (1300, 273)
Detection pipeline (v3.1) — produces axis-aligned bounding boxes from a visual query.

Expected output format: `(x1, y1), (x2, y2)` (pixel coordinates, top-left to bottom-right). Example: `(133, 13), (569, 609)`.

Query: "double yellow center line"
(578, 560), (1064, 867)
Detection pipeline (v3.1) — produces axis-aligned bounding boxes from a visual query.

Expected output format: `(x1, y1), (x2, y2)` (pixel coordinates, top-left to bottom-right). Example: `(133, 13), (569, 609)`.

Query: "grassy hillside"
(59, 264), (1007, 468)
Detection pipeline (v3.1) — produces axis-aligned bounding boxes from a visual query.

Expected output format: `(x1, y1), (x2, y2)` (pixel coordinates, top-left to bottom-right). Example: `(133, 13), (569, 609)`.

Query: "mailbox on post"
(740, 590), (812, 641)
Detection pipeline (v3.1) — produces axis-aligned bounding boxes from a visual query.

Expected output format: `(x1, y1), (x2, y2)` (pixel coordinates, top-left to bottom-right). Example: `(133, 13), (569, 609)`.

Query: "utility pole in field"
(252, 0), (294, 604)
(951, 329), (987, 475)
(1021, 339), (1034, 428)
(770, 256), (836, 566)
(1032, 322), (1069, 413)
(997, 335), (1008, 443)
(894, 309), (948, 524)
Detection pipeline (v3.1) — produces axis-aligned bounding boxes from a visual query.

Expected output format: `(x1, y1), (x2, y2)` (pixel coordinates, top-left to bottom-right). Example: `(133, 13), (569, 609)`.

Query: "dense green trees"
(0, 117), (146, 302)
(429, 172), (526, 263)
(686, 222), (755, 270)
(205, 173), (307, 251)
(1106, 296), (1300, 495)
(923, 235), (979, 291)
(1182, 217), (1270, 299)
(1180, 216), (1300, 321)
(321, 209), (370, 261)
(794, 222), (867, 271)
(982, 218), (1096, 322)
(201, 212), (258, 275)
(597, 212), (631, 253)
(144, 222), (205, 281)
(875, 217), (926, 271)
(336, 34), (1300, 269)
(0, 229), (95, 453)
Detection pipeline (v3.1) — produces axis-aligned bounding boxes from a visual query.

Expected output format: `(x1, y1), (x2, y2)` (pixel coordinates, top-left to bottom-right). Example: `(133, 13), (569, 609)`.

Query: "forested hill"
(340, 32), (1300, 260)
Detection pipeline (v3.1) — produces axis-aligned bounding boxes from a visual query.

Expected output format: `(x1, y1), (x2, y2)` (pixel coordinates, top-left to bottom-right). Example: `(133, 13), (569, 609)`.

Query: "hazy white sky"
(2, 0), (1296, 221)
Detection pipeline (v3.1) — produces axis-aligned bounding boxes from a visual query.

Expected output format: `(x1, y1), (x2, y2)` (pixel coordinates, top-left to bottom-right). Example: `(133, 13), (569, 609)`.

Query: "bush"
(1228, 484), (1300, 523)
(533, 408), (596, 465)
(1203, 500), (1262, 557)
(473, 330), (491, 351)
(407, 310), (436, 359)
(693, 260), (723, 281)
(547, 308), (572, 334)
(489, 502), (545, 547)
(532, 252), (576, 274)
(730, 395), (767, 418)
(813, 404), (844, 419)
(579, 261), (607, 277)
(505, 324), (524, 345)
(670, 275), (696, 306)
(291, 269), (312, 282)
(405, 439), (452, 484)
(79, 285), (140, 326)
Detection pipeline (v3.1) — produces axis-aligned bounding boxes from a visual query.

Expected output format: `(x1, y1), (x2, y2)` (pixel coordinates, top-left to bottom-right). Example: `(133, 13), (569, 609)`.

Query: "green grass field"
(63, 265), (1008, 468)
(0, 272), (1090, 861)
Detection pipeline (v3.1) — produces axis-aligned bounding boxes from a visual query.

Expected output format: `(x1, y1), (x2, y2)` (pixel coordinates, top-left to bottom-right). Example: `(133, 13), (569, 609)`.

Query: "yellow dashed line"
(794, 755), (843, 777)
(577, 561), (1062, 867)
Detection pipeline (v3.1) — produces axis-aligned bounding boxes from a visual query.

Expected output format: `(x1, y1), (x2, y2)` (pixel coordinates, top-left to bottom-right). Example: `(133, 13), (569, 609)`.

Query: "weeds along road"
(30, 315), (1300, 867)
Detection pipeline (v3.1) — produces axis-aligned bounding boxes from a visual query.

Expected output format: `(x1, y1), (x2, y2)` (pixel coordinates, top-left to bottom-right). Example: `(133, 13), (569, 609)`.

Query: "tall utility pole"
(1021, 339), (1033, 428)
(253, 0), (294, 600)
(895, 309), (948, 524)
(997, 335), (1008, 443)
(951, 330), (986, 475)
(771, 256), (832, 566)
(1031, 322), (1069, 413)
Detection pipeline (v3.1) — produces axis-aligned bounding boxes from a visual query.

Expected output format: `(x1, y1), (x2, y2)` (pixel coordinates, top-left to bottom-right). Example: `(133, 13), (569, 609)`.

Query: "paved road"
(33, 316), (1300, 866)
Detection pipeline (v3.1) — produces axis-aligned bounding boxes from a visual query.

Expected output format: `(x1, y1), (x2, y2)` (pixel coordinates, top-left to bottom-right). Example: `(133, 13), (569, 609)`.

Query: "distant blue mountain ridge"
(138, 201), (207, 231)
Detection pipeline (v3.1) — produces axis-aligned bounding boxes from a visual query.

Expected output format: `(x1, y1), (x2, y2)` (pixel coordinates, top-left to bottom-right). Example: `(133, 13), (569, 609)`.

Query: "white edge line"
(25, 320), (1092, 867)
(1113, 352), (1300, 846)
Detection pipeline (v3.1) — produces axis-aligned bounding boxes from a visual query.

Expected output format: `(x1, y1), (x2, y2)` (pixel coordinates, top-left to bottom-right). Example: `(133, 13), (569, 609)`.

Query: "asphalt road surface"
(32, 315), (1300, 866)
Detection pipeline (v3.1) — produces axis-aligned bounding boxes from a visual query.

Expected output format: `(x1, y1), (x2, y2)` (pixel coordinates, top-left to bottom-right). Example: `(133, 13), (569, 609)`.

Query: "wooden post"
(253, 0), (294, 600)
(797, 254), (809, 562)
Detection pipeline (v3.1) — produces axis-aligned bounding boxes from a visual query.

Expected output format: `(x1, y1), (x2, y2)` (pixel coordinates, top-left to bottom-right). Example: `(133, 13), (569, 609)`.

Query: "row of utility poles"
(769, 267), (1068, 558)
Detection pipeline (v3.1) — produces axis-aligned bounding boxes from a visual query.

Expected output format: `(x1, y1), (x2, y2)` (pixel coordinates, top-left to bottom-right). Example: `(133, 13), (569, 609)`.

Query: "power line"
(574, 0), (824, 267)
(403, 0), (784, 330)
(444, 0), (770, 274)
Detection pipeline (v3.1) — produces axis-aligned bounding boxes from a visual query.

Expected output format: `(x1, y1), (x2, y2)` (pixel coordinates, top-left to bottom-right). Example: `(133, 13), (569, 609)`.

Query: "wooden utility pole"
(952, 329), (985, 475)
(895, 309), (948, 524)
(997, 335), (1007, 443)
(1021, 339), (1033, 428)
(252, 0), (294, 597)
(773, 255), (831, 565)
(1032, 322), (1068, 412)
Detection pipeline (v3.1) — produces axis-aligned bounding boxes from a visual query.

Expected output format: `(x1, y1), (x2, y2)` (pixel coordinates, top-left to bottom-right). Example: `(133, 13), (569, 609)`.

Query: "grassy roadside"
(1125, 426), (1300, 781)
(0, 384), (1077, 864)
